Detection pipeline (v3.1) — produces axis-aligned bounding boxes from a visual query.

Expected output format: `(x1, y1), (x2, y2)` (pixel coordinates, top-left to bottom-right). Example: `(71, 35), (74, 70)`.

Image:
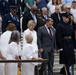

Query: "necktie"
(33, 15), (37, 24)
(48, 27), (52, 39)
(13, 16), (16, 20)
(58, 13), (61, 21)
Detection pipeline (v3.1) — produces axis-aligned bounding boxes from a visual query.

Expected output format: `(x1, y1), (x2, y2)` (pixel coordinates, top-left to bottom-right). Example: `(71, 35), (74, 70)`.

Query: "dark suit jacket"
(2, 13), (20, 33)
(41, 15), (48, 21)
(22, 13), (39, 31)
(37, 25), (56, 52)
(51, 12), (62, 29)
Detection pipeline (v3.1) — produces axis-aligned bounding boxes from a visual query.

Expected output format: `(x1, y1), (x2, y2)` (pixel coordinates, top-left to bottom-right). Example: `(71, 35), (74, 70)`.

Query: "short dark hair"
(9, 30), (20, 44)
(72, 1), (76, 3)
(46, 18), (53, 23)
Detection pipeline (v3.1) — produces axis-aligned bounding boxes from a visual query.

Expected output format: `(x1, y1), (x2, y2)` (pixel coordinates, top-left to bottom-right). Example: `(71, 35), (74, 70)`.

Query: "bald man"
(41, 7), (48, 21)
(51, 6), (62, 29)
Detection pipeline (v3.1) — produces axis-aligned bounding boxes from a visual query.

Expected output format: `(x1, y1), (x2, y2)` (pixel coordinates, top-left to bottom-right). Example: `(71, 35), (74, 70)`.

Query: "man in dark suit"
(22, 5), (39, 32)
(2, 6), (20, 33)
(41, 7), (48, 21)
(37, 18), (56, 75)
(51, 6), (62, 29)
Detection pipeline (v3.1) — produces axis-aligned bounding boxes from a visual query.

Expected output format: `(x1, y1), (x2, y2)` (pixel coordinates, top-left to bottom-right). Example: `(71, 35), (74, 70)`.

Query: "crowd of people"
(0, 0), (76, 75)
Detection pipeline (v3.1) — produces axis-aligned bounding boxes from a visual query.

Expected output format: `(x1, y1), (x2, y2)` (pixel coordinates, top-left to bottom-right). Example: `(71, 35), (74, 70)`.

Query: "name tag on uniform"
(8, 20), (12, 23)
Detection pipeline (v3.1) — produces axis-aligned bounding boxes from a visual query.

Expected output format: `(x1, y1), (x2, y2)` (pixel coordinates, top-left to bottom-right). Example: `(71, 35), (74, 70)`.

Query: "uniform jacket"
(2, 13), (20, 33)
(56, 21), (75, 64)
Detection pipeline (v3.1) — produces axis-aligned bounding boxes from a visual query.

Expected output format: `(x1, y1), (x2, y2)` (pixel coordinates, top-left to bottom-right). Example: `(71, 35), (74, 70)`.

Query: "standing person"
(23, 20), (38, 58)
(64, 4), (73, 25)
(41, 7), (48, 21)
(2, 6), (20, 33)
(0, 23), (16, 58)
(51, 6), (62, 29)
(8, 0), (21, 17)
(24, 0), (35, 14)
(4, 30), (20, 75)
(22, 5), (39, 31)
(56, 13), (75, 75)
(47, 0), (58, 16)
(37, 18), (56, 75)
(0, 23), (16, 75)
(21, 34), (41, 75)
(36, 9), (45, 27)
(70, 1), (76, 24)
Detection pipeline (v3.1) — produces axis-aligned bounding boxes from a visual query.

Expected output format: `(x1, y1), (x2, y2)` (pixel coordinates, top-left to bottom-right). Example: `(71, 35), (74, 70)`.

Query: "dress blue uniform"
(2, 6), (20, 33)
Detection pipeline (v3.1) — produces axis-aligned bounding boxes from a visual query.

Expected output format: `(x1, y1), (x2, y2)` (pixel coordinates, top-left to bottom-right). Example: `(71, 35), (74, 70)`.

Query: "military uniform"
(2, 6), (20, 33)
(56, 13), (75, 75)
(56, 21), (75, 64)
(8, 0), (21, 17)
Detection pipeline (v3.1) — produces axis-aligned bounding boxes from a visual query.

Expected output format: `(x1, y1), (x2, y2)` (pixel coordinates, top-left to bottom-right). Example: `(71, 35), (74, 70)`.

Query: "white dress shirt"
(45, 25), (53, 36)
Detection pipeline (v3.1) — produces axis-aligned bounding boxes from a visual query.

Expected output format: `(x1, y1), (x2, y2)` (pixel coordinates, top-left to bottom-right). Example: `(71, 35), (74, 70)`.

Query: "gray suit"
(37, 25), (56, 75)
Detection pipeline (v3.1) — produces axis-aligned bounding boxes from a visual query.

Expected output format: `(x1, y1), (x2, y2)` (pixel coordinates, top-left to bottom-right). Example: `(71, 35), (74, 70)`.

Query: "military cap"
(10, 6), (18, 11)
(62, 13), (69, 18)
(65, 4), (71, 8)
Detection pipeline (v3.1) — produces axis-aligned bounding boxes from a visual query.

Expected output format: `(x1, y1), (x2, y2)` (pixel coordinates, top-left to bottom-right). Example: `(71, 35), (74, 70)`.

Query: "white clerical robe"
(21, 44), (37, 75)
(0, 30), (12, 57)
(5, 42), (19, 75)
(0, 30), (12, 75)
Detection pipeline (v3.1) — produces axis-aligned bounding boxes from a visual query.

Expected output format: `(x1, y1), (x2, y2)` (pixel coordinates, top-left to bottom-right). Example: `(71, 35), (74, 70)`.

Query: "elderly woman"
(21, 34), (41, 75)
(23, 20), (38, 58)
(4, 30), (20, 75)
